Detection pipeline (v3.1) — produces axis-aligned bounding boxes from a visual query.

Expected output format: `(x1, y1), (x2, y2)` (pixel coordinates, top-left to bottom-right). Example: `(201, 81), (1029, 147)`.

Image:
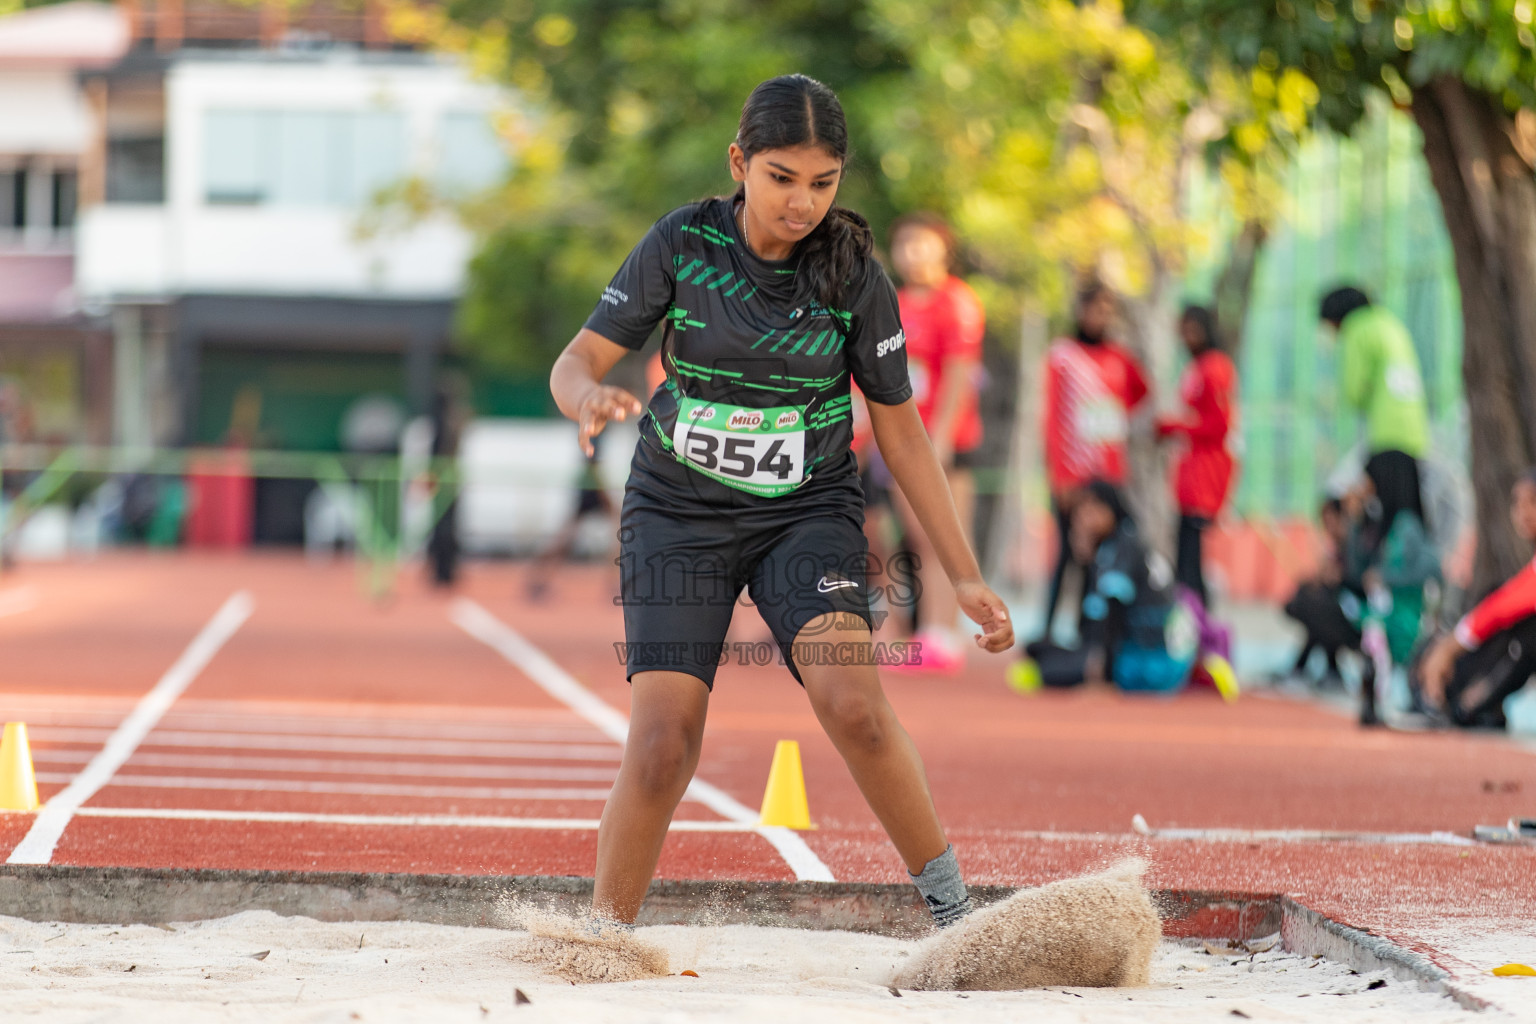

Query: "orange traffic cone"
(758, 739), (814, 830)
(0, 722), (39, 811)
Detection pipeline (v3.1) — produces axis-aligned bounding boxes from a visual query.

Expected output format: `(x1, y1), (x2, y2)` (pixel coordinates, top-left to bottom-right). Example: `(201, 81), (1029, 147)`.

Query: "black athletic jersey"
(584, 198), (911, 501)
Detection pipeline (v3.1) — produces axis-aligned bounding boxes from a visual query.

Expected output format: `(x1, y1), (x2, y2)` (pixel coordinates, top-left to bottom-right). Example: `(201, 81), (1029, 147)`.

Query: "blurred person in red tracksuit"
(882, 212), (987, 674)
(1039, 280), (1150, 637)
(1156, 305), (1239, 609)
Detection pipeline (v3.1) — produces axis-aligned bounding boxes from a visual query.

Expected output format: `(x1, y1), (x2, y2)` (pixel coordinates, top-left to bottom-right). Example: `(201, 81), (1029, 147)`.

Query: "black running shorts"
(618, 432), (874, 688)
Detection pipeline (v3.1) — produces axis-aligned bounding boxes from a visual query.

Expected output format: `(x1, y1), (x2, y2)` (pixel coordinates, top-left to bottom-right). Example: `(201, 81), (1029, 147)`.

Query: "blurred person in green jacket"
(1319, 287), (1430, 460)
(1343, 451), (1441, 725)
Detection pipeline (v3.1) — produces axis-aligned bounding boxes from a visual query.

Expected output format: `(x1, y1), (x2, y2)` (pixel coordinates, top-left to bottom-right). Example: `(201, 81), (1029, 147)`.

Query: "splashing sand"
(508, 910), (670, 984)
(893, 857), (1160, 991)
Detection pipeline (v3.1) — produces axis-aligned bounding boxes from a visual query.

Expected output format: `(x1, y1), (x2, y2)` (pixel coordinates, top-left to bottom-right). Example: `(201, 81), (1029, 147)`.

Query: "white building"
(0, 0), (511, 542)
(0, 1), (127, 444)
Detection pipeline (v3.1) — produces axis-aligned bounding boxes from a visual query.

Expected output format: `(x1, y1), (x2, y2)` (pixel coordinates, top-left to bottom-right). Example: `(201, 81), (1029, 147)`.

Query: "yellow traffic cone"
(0, 722), (39, 812)
(758, 739), (814, 830)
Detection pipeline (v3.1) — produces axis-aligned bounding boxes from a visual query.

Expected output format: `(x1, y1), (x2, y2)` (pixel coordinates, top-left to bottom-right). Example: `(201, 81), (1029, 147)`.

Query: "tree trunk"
(1119, 274), (1179, 561)
(1411, 77), (1536, 596)
(1212, 218), (1267, 358)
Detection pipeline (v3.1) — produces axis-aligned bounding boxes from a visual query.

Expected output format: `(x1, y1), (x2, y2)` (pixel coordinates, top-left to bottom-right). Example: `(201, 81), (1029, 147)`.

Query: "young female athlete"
(549, 74), (1014, 930)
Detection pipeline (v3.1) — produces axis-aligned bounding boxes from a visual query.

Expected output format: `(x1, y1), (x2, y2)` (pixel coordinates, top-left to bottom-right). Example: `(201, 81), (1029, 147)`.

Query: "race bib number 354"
(671, 397), (807, 497)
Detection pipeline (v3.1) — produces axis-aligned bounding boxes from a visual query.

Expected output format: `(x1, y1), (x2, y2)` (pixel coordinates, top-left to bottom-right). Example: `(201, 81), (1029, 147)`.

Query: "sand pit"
(0, 911), (1474, 1023)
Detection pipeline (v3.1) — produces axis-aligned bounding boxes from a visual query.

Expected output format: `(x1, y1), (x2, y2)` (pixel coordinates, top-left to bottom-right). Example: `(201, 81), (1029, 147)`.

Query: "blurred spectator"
(426, 383), (469, 588)
(525, 435), (617, 601)
(1013, 480), (1195, 693)
(883, 212), (985, 673)
(1156, 305), (1238, 608)
(1280, 497), (1353, 688)
(1319, 286), (1429, 463)
(1039, 280), (1149, 637)
(1420, 469), (1536, 729)
(1344, 451), (1441, 725)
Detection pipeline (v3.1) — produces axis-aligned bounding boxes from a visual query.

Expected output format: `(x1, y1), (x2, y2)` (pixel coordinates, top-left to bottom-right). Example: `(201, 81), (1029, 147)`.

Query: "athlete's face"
(729, 143), (843, 259)
(1512, 480), (1536, 542)
(892, 226), (949, 290)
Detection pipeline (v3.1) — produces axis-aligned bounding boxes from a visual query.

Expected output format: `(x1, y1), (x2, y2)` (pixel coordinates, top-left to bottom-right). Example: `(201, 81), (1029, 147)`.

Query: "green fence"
(1191, 97), (1464, 517)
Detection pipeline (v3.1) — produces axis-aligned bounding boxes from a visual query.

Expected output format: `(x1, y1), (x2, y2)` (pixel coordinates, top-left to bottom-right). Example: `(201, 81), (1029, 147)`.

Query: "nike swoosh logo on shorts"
(817, 577), (859, 593)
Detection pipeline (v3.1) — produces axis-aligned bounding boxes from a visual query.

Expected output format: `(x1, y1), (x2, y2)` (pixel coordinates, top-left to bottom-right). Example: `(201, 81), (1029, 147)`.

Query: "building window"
(436, 111), (507, 194)
(52, 171), (77, 229)
(107, 137), (167, 203)
(204, 109), (407, 207)
(0, 166), (77, 231)
(1, 169), (24, 229)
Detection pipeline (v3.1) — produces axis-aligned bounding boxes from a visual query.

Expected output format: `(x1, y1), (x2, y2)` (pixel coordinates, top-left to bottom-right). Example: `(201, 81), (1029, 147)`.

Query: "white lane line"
(7, 591), (254, 865)
(0, 586), (38, 619)
(39, 774), (617, 801)
(73, 807), (756, 831)
(157, 717), (604, 743)
(451, 597), (836, 882)
(24, 728), (622, 761)
(16, 717), (608, 743)
(1129, 815), (1478, 846)
(30, 750), (618, 783)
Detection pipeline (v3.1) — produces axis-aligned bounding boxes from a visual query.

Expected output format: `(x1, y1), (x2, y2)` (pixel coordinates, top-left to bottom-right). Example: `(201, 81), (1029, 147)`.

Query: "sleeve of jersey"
(847, 263), (914, 405)
(581, 214), (677, 351)
(1455, 563), (1536, 650)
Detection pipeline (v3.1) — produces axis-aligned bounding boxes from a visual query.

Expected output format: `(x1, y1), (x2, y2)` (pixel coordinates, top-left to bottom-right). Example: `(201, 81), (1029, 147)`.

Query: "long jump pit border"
(0, 864), (1491, 1013)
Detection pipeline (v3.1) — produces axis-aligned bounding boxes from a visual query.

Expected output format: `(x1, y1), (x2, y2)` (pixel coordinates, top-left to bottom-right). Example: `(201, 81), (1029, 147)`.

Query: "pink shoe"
(886, 631), (967, 676)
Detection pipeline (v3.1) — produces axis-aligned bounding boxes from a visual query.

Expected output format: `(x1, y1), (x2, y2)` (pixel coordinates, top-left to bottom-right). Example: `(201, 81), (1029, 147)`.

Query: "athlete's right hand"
(577, 385), (642, 456)
(956, 579), (1014, 654)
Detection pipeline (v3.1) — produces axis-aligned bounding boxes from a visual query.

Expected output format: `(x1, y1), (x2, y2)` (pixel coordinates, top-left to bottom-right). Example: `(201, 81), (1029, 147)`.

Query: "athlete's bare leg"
(796, 612), (948, 873)
(592, 671), (710, 923)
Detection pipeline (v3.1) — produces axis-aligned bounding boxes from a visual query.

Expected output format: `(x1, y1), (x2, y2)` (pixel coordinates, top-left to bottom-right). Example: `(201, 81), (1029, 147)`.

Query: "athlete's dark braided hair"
(733, 74), (872, 309)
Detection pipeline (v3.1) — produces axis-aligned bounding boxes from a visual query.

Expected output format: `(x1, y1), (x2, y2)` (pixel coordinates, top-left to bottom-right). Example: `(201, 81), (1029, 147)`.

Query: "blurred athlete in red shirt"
(1420, 470), (1536, 727)
(1040, 280), (1149, 634)
(884, 213), (986, 674)
(1156, 305), (1239, 608)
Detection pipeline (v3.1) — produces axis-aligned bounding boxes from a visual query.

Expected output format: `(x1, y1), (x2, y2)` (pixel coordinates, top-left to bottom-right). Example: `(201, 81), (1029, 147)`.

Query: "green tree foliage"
(1128, 0), (1536, 589)
(1129, 0), (1536, 135)
(397, 0), (1294, 375)
(866, 0), (1306, 338)
(389, 0), (910, 372)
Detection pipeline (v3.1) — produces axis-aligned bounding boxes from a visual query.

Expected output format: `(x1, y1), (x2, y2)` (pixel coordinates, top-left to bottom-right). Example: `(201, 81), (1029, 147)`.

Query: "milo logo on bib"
(670, 397), (808, 497)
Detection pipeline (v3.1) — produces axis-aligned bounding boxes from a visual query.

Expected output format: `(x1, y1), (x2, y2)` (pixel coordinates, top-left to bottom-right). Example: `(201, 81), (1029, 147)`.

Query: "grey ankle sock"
(909, 844), (972, 928)
(584, 916), (635, 937)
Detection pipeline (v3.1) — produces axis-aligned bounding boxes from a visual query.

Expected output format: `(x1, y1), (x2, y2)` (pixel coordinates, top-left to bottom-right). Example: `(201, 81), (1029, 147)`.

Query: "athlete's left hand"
(956, 579), (1014, 653)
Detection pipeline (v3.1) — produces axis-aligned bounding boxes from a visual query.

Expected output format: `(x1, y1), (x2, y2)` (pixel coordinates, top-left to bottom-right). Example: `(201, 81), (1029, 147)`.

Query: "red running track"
(0, 553), (1532, 984)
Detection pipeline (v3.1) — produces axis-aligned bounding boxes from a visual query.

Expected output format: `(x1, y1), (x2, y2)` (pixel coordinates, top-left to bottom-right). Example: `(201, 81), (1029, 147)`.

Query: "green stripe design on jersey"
(679, 223), (736, 247)
(671, 355), (745, 382)
(666, 306), (706, 331)
(806, 394), (852, 429)
(753, 326), (846, 354)
(674, 256), (758, 303)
